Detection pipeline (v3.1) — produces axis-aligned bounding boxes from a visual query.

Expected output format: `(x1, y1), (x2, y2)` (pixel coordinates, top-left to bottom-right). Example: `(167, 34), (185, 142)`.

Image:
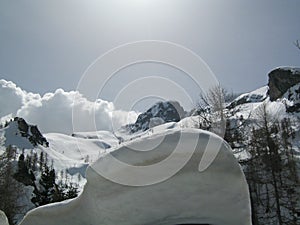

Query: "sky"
(0, 0), (300, 112)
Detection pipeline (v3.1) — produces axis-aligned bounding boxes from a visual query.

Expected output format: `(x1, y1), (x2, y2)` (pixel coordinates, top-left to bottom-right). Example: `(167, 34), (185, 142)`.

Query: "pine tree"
(0, 146), (23, 225)
(245, 104), (300, 224)
(39, 151), (44, 171)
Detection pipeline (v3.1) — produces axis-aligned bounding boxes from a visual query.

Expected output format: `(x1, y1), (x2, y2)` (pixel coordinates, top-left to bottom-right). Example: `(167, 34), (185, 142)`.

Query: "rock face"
(268, 67), (300, 101)
(20, 129), (252, 225)
(283, 83), (300, 113)
(4, 117), (49, 148)
(127, 101), (185, 133)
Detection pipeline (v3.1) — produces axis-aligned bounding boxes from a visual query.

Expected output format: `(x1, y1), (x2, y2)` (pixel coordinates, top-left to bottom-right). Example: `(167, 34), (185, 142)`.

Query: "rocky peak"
(4, 117), (49, 148)
(127, 101), (185, 133)
(268, 67), (300, 101)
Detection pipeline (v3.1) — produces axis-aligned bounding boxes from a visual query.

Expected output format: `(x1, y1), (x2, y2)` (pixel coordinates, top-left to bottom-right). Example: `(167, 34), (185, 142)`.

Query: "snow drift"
(0, 210), (9, 225)
(20, 128), (251, 225)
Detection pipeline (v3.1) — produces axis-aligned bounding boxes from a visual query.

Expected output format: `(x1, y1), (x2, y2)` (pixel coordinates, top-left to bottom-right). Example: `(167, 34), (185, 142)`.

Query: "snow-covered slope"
(42, 132), (118, 171)
(4, 66), (300, 224)
(0, 120), (119, 177)
(227, 86), (268, 109)
(20, 128), (251, 225)
(2, 117), (49, 149)
(2, 120), (34, 149)
(0, 119), (122, 223)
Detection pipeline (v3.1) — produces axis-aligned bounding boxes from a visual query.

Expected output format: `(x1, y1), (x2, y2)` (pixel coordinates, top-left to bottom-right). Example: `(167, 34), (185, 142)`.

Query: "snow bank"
(20, 128), (251, 225)
(0, 210), (9, 225)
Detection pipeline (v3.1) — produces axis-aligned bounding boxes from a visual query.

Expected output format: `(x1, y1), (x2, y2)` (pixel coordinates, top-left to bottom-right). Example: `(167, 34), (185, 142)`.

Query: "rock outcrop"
(268, 67), (300, 101)
(4, 117), (49, 148)
(127, 101), (185, 133)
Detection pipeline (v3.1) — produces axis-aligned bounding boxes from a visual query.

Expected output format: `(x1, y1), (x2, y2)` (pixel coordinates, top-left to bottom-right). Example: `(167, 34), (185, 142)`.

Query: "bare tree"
(193, 85), (227, 136)
(245, 103), (300, 224)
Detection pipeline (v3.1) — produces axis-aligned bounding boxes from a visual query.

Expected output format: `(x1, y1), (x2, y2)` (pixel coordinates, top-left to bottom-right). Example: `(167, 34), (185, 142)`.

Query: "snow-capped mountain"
(1, 66), (300, 225)
(227, 86), (268, 109)
(126, 100), (185, 133)
(3, 117), (49, 149)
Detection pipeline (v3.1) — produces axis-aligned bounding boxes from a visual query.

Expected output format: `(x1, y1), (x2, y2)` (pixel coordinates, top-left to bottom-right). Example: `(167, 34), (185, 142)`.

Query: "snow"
(275, 66), (300, 74)
(20, 128), (251, 225)
(15, 186), (36, 223)
(33, 132), (120, 178)
(2, 120), (34, 149)
(0, 210), (9, 225)
(233, 86), (268, 105)
(282, 83), (300, 111)
(149, 117), (165, 128)
(0, 122), (120, 193)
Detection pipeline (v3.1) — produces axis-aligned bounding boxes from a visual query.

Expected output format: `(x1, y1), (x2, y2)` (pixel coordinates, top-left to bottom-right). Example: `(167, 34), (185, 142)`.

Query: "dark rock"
(127, 101), (185, 133)
(284, 84), (300, 113)
(268, 67), (300, 101)
(286, 103), (300, 113)
(15, 117), (29, 136)
(12, 117), (49, 147)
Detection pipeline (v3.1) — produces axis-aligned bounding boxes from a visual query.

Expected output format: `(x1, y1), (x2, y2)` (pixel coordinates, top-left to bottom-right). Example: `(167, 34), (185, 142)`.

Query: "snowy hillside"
(0, 119), (120, 224)
(227, 86), (268, 109)
(224, 68), (300, 224)
(1, 66), (300, 225)
(0, 119), (118, 177)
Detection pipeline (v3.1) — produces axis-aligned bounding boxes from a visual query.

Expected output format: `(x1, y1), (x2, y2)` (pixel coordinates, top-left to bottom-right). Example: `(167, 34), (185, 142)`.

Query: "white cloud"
(0, 80), (138, 134)
(0, 79), (26, 117)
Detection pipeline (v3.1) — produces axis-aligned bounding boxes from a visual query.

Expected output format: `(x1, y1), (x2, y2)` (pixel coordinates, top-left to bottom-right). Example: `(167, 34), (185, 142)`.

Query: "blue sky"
(0, 0), (299, 108)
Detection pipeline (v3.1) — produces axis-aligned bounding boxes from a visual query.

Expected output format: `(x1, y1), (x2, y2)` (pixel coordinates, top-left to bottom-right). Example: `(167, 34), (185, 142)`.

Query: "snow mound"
(0, 210), (9, 225)
(20, 128), (251, 225)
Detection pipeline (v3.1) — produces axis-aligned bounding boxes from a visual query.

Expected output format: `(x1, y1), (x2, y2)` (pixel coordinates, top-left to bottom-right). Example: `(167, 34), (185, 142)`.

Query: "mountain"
(227, 86), (268, 109)
(3, 117), (49, 149)
(1, 66), (300, 225)
(0, 118), (119, 224)
(224, 67), (300, 224)
(268, 67), (300, 101)
(126, 100), (185, 133)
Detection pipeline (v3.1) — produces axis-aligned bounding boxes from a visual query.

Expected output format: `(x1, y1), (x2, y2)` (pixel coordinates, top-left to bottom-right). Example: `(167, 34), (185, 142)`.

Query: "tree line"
(195, 86), (300, 225)
(0, 147), (79, 225)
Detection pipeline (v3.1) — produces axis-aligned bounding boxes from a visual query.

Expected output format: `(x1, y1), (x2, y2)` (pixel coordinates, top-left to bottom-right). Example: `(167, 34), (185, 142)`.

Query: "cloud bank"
(0, 79), (138, 134)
